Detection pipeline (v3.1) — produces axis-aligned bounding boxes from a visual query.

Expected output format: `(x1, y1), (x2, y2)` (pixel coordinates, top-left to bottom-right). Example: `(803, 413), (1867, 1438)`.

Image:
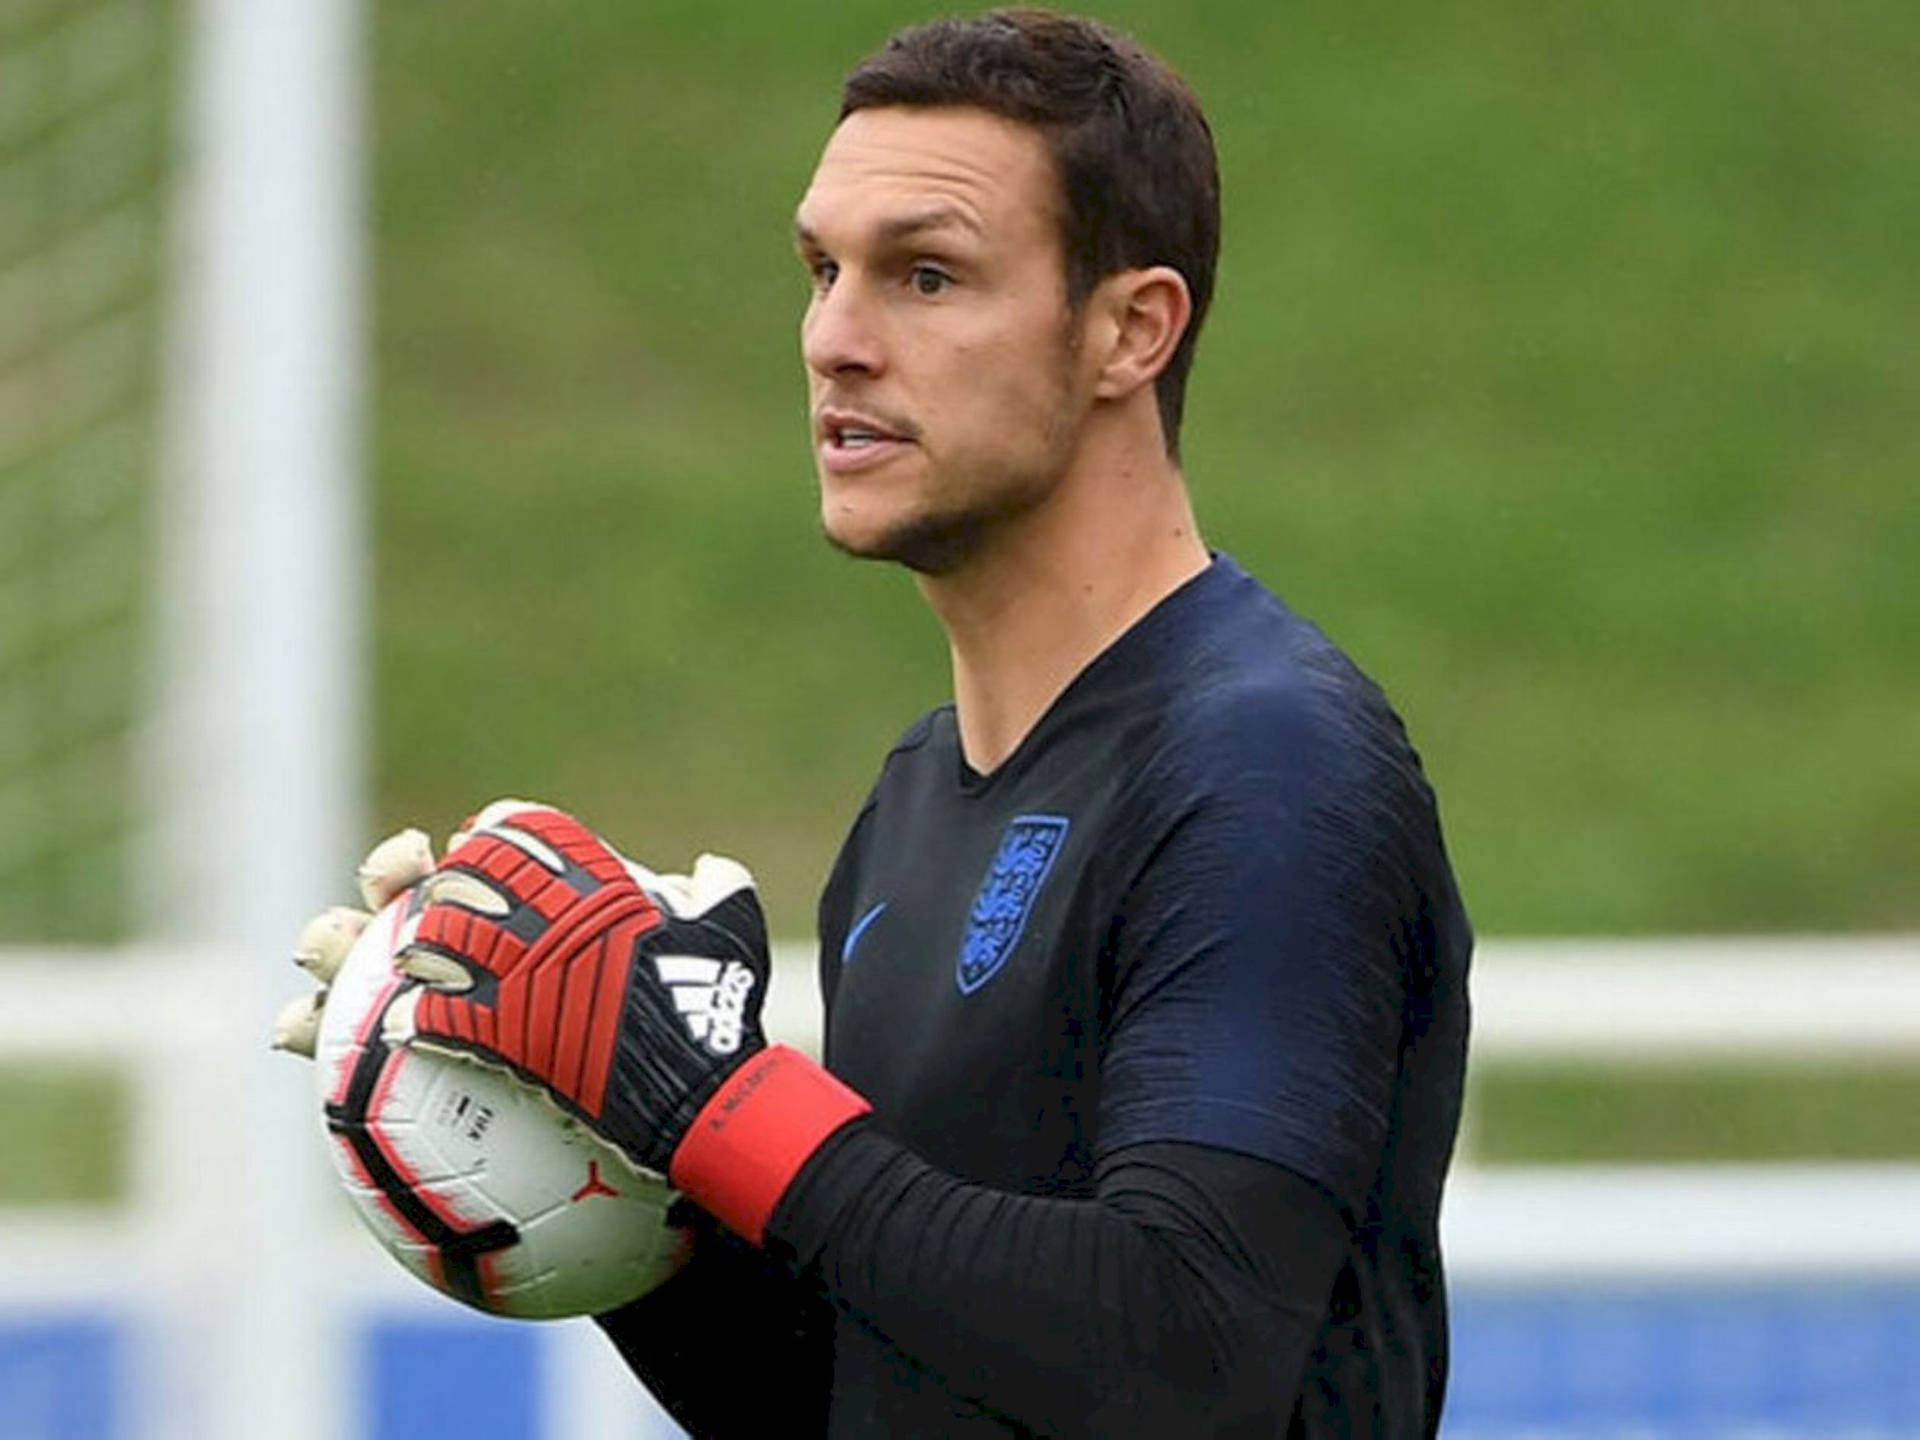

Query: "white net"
(0, 0), (171, 941)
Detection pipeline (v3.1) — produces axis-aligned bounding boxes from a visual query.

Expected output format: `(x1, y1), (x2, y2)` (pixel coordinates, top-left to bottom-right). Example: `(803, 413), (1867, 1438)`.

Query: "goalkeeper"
(335, 12), (1472, 1437)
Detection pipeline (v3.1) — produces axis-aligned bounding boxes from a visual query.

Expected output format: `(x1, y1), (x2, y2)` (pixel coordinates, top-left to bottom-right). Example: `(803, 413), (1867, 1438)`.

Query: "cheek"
(911, 302), (1078, 460)
(983, 331), (1074, 429)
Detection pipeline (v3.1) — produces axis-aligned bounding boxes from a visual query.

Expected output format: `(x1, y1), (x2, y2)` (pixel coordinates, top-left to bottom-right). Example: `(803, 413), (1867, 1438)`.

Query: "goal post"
(145, 1), (366, 946)
(140, 1), (367, 1438)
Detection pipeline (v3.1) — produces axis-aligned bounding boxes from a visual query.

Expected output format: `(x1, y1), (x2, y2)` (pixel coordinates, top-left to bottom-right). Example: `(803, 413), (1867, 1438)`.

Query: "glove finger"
(640, 868), (696, 916)
(419, 868), (513, 918)
(357, 827), (436, 910)
(383, 996), (491, 1079)
(271, 990), (325, 1058)
(686, 853), (757, 912)
(446, 796), (552, 856)
(397, 987), (510, 1073)
(642, 855), (753, 918)
(488, 807), (632, 887)
(437, 816), (638, 947)
(394, 942), (481, 993)
(293, 905), (372, 984)
(408, 894), (537, 989)
(379, 986), (421, 1047)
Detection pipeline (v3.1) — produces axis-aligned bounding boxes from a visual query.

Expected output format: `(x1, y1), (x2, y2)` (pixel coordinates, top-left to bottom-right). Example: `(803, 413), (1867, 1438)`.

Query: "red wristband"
(668, 1044), (872, 1245)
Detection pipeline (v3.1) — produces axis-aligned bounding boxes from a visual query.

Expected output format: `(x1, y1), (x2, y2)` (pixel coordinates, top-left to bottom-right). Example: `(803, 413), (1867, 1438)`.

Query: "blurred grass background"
(372, 0), (1918, 939)
(2, 0), (1917, 1188)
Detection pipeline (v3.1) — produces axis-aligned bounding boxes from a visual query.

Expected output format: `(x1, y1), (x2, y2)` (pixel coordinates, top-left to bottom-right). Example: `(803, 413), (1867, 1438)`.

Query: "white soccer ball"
(313, 887), (692, 1319)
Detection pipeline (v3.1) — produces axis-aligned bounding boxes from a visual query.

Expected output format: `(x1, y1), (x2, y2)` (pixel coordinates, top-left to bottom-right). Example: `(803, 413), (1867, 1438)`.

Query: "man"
(305, 11), (1471, 1435)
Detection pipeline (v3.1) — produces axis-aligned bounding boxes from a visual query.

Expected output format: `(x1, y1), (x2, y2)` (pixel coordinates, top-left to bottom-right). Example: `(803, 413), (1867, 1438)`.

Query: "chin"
(820, 504), (987, 577)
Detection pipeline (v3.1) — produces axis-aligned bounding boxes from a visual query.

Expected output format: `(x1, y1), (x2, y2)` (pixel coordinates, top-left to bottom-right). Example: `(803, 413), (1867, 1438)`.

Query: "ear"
(1089, 265), (1192, 403)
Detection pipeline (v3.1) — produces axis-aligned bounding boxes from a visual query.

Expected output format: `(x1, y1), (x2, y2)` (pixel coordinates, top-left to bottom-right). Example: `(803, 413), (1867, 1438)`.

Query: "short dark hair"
(840, 9), (1220, 457)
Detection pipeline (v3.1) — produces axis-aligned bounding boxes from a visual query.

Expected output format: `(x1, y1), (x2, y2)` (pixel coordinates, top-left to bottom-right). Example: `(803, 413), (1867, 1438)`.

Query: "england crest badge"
(956, 814), (1070, 995)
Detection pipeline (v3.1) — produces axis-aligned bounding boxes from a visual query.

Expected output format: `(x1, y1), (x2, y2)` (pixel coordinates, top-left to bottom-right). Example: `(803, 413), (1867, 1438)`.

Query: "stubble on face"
(822, 313), (1083, 577)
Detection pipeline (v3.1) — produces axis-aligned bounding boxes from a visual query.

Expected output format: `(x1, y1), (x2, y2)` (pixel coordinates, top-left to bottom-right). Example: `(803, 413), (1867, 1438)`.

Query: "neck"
(919, 426), (1209, 775)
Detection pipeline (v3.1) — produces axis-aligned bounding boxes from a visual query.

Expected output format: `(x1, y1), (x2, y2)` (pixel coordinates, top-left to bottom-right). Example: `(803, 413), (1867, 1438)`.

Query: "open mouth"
(818, 411), (914, 470)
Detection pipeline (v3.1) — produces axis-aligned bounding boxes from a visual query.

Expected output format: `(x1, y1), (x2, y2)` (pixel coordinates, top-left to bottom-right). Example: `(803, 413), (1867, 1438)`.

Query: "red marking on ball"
(570, 1159), (620, 1203)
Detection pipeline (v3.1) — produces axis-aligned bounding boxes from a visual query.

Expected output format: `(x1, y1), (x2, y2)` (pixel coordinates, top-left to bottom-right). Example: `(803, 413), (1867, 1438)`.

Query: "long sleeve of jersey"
(595, 1215), (834, 1437)
(766, 1133), (1349, 1437)
(598, 1137), (1346, 1438)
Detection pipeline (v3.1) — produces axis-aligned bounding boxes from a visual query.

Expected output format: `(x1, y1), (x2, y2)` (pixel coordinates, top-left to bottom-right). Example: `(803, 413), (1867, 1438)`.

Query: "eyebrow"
(792, 205), (984, 252)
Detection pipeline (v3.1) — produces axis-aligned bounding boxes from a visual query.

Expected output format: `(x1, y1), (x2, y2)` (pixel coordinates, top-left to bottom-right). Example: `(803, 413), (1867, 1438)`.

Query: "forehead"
(796, 106), (1060, 250)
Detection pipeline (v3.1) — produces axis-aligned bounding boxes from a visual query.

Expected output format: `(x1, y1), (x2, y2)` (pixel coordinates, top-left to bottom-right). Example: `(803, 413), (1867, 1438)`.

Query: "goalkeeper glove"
(322, 800), (872, 1245)
(269, 827), (436, 1057)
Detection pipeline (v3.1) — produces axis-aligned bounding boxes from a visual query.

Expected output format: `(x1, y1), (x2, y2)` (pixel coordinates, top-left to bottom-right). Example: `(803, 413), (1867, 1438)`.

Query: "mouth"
(816, 409), (915, 473)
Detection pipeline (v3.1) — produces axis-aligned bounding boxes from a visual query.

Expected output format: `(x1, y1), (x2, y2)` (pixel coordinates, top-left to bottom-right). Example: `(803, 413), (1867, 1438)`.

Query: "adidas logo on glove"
(655, 955), (755, 1054)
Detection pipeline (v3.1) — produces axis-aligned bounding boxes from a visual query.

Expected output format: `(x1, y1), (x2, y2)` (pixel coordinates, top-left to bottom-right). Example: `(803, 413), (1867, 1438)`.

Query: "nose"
(802, 275), (884, 380)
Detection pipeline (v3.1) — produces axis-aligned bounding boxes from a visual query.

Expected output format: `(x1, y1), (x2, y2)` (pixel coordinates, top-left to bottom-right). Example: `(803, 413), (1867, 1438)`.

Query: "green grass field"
(371, 1), (1918, 938)
(0, 1065), (127, 1205)
(3, 2), (1917, 1196)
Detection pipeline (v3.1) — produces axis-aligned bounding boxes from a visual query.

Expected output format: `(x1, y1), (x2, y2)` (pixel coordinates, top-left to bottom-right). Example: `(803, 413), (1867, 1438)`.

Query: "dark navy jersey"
(813, 553), (1472, 1432)
(601, 553), (1471, 1437)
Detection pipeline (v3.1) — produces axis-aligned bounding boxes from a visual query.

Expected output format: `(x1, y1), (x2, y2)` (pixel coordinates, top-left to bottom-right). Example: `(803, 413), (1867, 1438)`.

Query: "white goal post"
(131, 1), (366, 1439)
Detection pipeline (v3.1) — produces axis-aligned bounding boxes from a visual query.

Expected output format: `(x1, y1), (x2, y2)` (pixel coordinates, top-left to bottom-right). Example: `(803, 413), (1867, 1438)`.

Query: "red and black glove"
(379, 800), (871, 1244)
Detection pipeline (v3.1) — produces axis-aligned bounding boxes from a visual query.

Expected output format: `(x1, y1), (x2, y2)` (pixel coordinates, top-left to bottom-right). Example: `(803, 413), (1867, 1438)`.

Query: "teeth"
(841, 429), (879, 447)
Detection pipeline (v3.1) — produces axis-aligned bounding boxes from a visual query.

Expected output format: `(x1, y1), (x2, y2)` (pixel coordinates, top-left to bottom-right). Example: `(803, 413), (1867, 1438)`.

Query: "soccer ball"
(313, 886), (692, 1319)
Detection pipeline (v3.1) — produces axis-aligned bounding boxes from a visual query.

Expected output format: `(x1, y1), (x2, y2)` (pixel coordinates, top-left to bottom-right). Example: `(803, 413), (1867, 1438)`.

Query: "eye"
(808, 258), (839, 293)
(910, 264), (953, 296)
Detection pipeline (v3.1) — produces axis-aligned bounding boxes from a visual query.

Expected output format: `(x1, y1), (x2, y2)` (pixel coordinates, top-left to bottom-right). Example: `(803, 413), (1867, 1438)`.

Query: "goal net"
(0, 0), (171, 944)
(2, 3), (365, 1439)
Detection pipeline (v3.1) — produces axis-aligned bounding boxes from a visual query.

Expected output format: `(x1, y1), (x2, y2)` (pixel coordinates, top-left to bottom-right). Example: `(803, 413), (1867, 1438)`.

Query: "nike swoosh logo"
(841, 902), (887, 965)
